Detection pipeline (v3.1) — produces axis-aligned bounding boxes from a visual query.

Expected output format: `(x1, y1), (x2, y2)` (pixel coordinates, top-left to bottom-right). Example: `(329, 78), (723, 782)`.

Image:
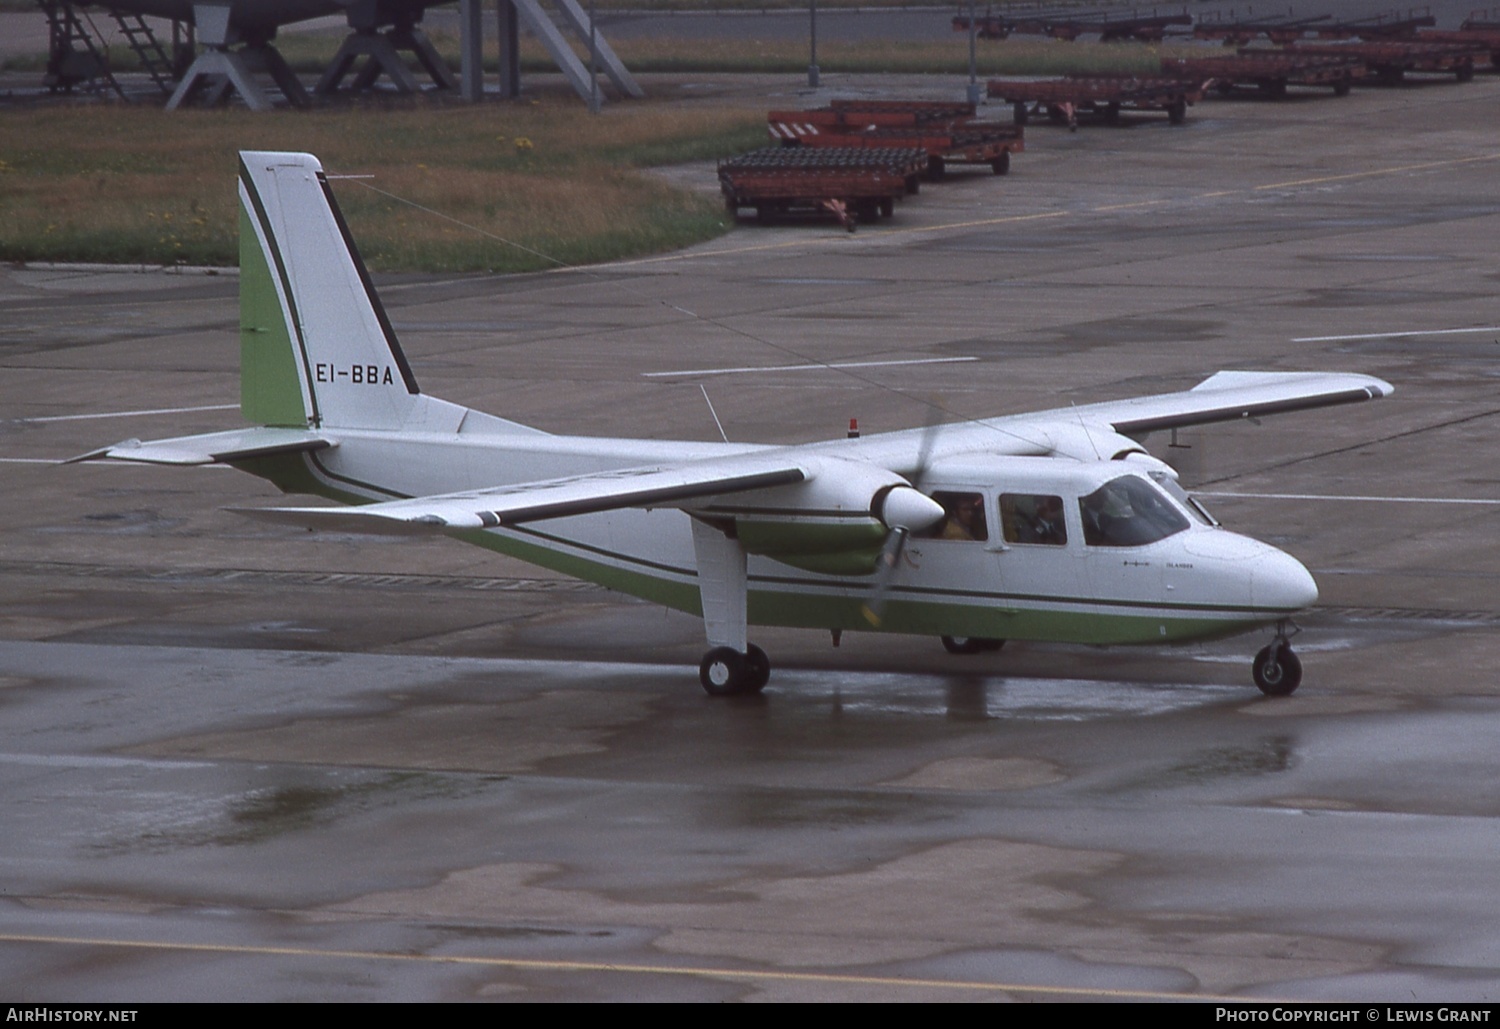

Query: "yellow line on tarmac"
(0, 931), (1268, 1001)
(1250, 152), (1500, 191)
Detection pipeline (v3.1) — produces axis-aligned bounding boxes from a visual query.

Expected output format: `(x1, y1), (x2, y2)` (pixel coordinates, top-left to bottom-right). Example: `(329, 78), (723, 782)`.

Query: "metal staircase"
(38, 0), (122, 97)
(110, 10), (178, 95)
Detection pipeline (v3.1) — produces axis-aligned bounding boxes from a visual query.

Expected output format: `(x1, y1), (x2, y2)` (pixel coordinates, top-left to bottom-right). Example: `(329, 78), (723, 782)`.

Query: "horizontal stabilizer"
(234, 455), (810, 533)
(67, 427), (333, 467)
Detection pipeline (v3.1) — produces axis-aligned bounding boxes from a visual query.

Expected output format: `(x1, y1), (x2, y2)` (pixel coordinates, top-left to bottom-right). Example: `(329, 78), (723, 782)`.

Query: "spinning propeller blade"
(862, 398), (947, 627)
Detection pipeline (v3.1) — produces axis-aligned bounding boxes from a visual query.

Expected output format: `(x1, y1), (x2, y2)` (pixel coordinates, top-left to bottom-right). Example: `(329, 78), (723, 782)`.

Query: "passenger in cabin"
(1001, 493), (1067, 546)
(1032, 495), (1067, 545)
(932, 491), (988, 541)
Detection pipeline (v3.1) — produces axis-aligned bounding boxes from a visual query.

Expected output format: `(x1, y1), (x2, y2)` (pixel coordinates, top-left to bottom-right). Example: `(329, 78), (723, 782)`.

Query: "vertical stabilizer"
(238, 151), (422, 430)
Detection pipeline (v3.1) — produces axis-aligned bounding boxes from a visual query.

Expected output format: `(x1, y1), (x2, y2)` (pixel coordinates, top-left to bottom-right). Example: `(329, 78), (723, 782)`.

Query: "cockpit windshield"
(1078, 475), (1190, 547)
(1150, 472), (1219, 526)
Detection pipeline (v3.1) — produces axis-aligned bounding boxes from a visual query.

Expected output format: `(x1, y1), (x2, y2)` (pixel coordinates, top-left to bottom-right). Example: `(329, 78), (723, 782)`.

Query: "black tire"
(942, 636), (1004, 656)
(990, 151), (1010, 175)
(1333, 78), (1351, 97)
(1457, 61), (1474, 83)
(878, 196), (894, 218)
(745, 643), (771, 693)
(1012, 101), (1029, 125)
(1167, 99), (1187, 125)
(927, 155), (946, 180)
(700, 646), (748, 696)
(1252, 644), (1302, 697)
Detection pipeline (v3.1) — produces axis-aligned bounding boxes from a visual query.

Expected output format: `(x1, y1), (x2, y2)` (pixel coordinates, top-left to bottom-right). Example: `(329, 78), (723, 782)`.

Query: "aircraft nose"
(1251, 548), (1319, 612)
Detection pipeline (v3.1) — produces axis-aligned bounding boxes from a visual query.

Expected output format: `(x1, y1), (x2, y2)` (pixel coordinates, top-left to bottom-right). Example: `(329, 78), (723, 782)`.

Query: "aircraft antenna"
(700, 385), (729, 443)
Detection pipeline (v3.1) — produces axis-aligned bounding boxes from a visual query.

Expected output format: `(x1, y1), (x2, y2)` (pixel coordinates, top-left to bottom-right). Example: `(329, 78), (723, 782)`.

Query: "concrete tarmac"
(3, 70), (1500, 1000)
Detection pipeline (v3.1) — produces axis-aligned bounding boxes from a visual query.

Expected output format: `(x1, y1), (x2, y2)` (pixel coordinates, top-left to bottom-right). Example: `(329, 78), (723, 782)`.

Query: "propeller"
(860, 400), (948, 627)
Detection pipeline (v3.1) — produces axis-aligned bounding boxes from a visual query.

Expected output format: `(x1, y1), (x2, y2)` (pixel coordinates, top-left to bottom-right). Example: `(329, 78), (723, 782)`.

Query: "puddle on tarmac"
(89, 769), (482, 854)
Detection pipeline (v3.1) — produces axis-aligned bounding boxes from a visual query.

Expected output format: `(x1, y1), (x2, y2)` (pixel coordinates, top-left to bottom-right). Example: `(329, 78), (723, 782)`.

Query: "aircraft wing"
(235, 454), (809, 534)
(1075, 370), (1394, 437)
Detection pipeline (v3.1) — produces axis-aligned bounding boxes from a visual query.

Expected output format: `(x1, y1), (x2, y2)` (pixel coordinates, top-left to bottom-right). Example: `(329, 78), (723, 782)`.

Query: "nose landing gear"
(1253, 621), (1302, 696)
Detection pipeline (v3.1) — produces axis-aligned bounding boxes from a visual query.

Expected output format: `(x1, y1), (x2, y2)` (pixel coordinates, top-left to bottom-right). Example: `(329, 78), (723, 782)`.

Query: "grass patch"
(0, 5), (1171, 272)
(0, 100), (766, 272)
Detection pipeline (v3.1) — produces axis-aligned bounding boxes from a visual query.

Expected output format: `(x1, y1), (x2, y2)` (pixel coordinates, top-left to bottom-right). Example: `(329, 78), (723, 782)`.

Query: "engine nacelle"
(1038, 422), (1150, 463)
(690, 456), (942, 576)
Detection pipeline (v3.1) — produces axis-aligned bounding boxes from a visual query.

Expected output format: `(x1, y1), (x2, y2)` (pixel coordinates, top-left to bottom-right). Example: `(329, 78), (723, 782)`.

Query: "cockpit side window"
(1000, 493), (1067, 546)
(917, 490), (989, 542)
(1078, 476), (1190, 547)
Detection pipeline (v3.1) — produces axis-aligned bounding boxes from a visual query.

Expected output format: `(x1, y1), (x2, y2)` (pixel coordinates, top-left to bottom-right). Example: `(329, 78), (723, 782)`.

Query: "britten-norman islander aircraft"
(75, 152), (1394, 698)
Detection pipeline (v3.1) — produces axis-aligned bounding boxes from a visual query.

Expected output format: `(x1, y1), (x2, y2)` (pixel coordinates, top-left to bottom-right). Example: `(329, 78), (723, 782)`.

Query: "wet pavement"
(3, 65), (1500, 1000)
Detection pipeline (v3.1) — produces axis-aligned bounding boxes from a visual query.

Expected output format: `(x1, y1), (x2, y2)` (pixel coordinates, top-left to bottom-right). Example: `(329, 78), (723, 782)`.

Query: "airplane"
(73, 150), (1394, 698)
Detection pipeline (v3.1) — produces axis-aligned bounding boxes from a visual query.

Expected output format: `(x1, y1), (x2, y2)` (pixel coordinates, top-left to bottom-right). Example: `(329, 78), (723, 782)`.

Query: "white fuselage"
(284, 425), (1316, 647)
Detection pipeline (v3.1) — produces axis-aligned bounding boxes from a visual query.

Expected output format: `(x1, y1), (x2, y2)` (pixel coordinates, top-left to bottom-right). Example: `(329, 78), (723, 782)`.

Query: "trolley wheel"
(1167, 99), (1188, 125)
(1333, 78), (1352, 97)
(990, 151), (1010, 175)
(1012, 101), (1029, 125)
(878, 196), (894, 218)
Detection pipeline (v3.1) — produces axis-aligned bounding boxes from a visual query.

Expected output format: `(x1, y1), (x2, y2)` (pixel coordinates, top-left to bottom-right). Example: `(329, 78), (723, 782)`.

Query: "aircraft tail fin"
(238, 151), (427, 432)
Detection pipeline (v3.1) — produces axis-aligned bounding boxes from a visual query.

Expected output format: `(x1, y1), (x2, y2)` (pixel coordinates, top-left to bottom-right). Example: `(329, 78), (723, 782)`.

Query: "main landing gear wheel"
(1252, 643), (1302, 697)
(745, 643), (771, 691)
(699, 644), (770, 696)
(941, 636), (1005, 656)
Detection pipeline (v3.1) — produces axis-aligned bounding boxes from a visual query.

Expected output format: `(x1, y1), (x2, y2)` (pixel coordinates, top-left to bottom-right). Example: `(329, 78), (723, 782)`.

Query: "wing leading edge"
(1082, 370), (1394, 437)
(236, 454), (809, 535)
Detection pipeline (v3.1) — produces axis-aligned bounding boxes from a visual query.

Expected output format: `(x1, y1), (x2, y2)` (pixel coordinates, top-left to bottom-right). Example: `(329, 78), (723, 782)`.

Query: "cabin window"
(919, 491), (988, 542)
(1000, 493), (1067, 546)
(1078, 476), (1189, 547)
